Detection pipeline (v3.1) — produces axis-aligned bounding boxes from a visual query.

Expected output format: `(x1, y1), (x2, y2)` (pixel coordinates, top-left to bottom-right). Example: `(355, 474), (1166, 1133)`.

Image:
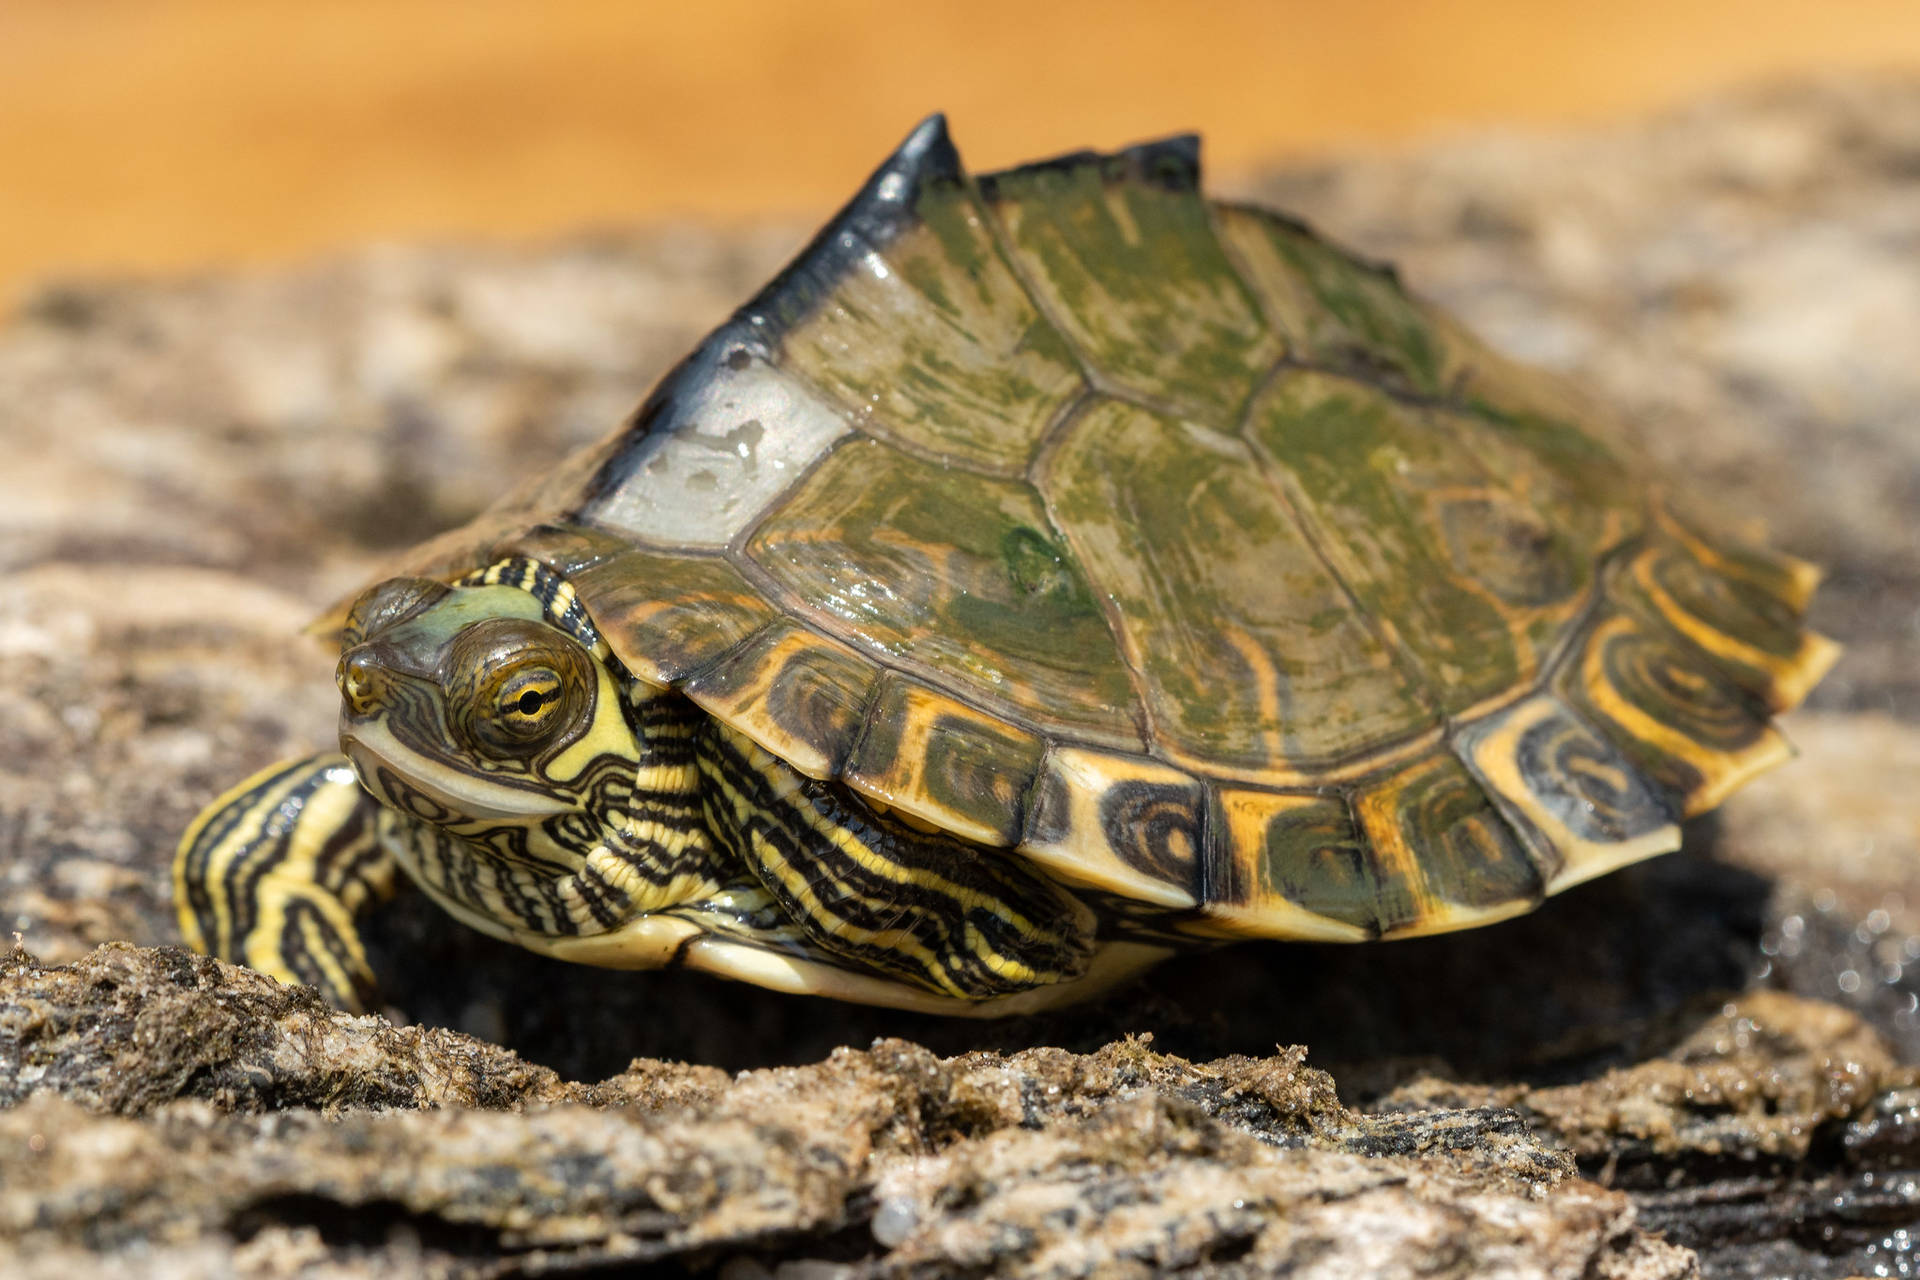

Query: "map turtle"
(175, 116), (1837, 1014)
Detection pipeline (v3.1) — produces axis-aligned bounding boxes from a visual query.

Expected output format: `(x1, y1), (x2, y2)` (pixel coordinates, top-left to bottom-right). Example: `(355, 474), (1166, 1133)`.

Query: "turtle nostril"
(336, 649), (386, 713)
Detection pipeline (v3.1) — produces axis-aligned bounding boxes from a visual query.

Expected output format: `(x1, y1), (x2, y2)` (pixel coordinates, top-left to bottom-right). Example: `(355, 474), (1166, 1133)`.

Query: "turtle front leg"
(174, 752), (396, 1012)
(697, 722), (1097, 1000)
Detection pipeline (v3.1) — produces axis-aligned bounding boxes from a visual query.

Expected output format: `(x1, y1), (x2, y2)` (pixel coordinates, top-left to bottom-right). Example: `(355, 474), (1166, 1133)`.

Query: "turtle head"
(333, 576), (639, 873)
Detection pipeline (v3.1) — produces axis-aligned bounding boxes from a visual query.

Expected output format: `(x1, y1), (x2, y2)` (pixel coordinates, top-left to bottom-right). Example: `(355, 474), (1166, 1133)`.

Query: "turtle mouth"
(339, 718), (571, 824)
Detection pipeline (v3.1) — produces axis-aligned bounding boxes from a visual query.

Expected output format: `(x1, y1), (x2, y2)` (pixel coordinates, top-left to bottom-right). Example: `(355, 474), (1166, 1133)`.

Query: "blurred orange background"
(6, 0), (1920, 309)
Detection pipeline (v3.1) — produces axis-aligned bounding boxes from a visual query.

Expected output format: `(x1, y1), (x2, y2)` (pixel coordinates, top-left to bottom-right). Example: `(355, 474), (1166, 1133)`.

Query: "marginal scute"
(680, 621), (879, 779)
(1201, 787), (1375, 940)
(1656, 503), (1825, 618)
(1451, 693), (1681, 894)
(571, 549), (781, 686)
(1247, 369), (1585, 716)
(980, 137), (1281, 424)
(1213, 205), (1456, 396)
(506, 522), (644, 578)
(1043, 395), (1434, 778)
(746, 437), (1142, 745)
(1352, 750), (1544, 936)
(1019, 748), (1203, 909)
(1553, 601), (1789, 818)
(1613, 508), (1841, 711)
(843, 675), (1044, 847)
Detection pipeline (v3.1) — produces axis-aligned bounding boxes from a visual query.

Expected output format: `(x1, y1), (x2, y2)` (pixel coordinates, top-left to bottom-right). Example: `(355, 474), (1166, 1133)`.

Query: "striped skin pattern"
(179, 118), (1837, 1011)
(699, 722), (1092, 998)
(179, 558), (1094, 1008)
(174, 753), (394, 1010)
(336, 567), (727, 938)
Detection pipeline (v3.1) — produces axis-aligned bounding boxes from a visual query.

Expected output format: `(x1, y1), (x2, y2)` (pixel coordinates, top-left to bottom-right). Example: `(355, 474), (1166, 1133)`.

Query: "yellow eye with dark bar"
(495, 667), (565, 737)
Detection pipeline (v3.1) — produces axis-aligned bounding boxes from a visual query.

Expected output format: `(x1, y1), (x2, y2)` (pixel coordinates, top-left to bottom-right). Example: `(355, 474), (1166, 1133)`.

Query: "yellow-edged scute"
(681, 620), (879, 779)
(367, 115), (1837, 943)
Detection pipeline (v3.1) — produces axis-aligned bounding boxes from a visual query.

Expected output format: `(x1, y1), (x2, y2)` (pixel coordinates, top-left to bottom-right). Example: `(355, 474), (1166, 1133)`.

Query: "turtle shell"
(371, 115), (1837, 942)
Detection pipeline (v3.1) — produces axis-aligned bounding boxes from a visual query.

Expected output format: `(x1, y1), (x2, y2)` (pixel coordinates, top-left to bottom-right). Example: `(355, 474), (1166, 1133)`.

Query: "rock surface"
(3, 944), (1706, 1278)
(3, 77), (1919, 1277)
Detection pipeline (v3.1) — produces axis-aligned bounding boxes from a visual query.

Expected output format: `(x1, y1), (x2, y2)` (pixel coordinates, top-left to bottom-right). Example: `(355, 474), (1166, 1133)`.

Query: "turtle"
(174, 115), (1839, 1017)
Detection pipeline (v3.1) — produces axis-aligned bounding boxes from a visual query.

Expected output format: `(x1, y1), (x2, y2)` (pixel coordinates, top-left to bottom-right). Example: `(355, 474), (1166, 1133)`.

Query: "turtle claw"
(174, 751), (395, 1012)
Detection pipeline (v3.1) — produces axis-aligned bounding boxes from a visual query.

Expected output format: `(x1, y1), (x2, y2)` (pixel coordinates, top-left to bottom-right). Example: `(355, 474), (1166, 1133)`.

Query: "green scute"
(1248, 371), (1580, 715)
(1659, 506), (1814, 617)
(1220, 207), (1447, 395)
(1423, 402), (1631, 568)
(775, 182), (1083, 473)
(984, 155), (1280, 424)
(746, 439), (1140, 744)
(1045, 397), (1434, 770)
(1457, 399), (1646, 552)
(1637, 535), (1806, 662)
(682, 622), (879, 771)
(1236, 793), (1385, 932)
(1552, 602), (1770, 809)
(1382, 754), (1544, 910)
(843, 682), (1044, 846)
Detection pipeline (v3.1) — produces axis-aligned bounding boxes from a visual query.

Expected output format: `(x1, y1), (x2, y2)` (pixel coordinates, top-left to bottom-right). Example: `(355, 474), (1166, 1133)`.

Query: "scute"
(1042, 394), (1433, 776)
(1451, 693), (1680, 894)
(980, 137), (1281, 422)
(580, 330), (853, 549)
(1245, 368), (1585, 718)
(745, 436), (1141, 745)
(1214, 204), (1457, 396)
(1021, 748), (1205, 909)
(1616, 509), (1840, 711)
(1351, 749), (1545, 935)
(1555, 600), (1791, 819)
(1205, 787), (1375, 940)
(360, 114), (1837, 942)
(680, 621), (878, 779)
(843, 675), (1045, 847)
(769, 139), (1085, 473)
(573, 549), (781, 686)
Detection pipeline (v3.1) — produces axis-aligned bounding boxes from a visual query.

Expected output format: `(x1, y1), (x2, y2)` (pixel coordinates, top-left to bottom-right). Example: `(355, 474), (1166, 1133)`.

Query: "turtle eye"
(443, 617), (594, 757)
(467, 655), (584, 754)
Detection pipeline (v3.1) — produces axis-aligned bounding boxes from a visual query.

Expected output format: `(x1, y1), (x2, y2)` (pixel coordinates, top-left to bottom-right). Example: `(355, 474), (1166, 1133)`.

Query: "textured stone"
(3, 944), (1699, 1279)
